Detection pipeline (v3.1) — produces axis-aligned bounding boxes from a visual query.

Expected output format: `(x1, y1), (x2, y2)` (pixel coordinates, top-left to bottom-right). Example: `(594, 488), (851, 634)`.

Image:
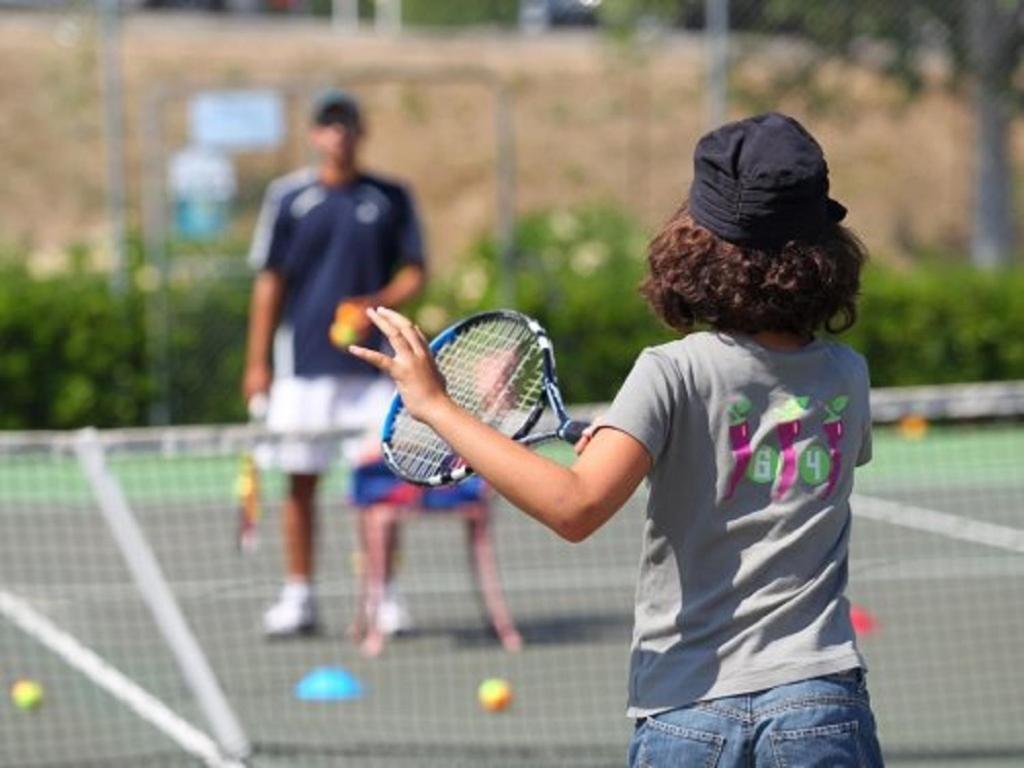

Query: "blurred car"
(548, 0), (601, 26)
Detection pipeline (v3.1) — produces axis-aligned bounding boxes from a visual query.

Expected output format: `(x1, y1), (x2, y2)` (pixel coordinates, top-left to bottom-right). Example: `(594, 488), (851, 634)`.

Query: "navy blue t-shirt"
(249, 170), (425, 378)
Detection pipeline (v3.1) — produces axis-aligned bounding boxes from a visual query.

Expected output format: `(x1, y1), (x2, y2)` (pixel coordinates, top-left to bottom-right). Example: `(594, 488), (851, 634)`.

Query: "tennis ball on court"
(898, 414), (929, 440)
(11, 679), (43, 711)
(477, 677), (512, 712)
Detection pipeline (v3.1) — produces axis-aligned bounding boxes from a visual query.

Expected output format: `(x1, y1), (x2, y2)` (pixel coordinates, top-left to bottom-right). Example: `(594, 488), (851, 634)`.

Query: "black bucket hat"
(688, 112), (847, 248)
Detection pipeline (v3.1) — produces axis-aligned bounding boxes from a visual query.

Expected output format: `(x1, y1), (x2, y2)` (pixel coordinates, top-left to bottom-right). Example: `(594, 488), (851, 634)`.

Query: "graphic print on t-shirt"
(724, 394), (850, 502)
(772, 396), (811, 500)
(820, 395), (850, 498)
(724, 397), (754, 500)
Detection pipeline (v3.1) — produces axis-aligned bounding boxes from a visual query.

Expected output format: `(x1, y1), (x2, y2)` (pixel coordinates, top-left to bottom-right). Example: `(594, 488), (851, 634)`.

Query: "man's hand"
(242, 363), (272, 404)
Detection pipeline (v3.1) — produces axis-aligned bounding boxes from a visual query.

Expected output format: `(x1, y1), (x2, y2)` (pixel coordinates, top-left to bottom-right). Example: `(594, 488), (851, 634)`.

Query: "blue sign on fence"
(169, 145), (237, 240)
(189, 90), (284, 151)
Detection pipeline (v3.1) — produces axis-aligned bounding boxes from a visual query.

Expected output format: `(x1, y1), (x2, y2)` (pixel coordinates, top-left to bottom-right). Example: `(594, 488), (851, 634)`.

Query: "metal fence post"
(97, 0), (127, 293)
(705, 0), (729, 129)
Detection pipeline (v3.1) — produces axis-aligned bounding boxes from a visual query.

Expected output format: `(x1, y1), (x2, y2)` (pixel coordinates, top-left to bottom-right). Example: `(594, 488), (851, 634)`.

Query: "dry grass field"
(2, 10), (1019, 271)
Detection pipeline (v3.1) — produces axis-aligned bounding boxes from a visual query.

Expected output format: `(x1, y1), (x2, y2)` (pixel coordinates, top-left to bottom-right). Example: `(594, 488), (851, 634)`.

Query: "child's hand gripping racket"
(235, 393), (268, 553)
(352, 308), (589, 487)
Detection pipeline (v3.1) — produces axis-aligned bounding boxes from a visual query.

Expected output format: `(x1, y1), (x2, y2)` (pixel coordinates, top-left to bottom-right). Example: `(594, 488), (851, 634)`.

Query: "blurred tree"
(602, 0), (1024, 268)
(764, 0), (1021, 268)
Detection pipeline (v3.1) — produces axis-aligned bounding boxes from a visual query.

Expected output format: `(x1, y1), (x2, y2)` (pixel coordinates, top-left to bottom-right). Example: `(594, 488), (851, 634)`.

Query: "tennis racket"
(380, 310), (589, 486)
(235, 394), (267, 553)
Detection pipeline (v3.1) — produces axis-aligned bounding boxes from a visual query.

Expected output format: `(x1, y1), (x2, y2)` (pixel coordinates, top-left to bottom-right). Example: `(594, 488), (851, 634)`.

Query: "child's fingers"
(375, 307), (428, 356)
(366, 307), (414, 356)
(376, 306), (409, 322)
(348, 345), (392, 372)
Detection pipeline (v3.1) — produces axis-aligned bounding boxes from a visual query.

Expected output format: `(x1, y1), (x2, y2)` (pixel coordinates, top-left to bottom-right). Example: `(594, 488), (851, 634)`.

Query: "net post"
(73, 428), (251, 764)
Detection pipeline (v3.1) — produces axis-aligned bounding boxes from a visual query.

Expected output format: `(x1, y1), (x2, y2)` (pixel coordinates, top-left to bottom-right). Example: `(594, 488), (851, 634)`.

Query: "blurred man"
(243, 89), (426, 638)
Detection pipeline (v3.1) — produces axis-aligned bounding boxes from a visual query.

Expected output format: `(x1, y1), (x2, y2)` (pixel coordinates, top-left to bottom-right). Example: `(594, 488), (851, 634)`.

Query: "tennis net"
(1, 382), (1022, 767)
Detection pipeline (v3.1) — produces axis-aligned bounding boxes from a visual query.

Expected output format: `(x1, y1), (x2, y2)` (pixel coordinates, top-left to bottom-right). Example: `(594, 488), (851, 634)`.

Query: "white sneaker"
(262, 585), (317, 638)
(376, 589), (413, 637)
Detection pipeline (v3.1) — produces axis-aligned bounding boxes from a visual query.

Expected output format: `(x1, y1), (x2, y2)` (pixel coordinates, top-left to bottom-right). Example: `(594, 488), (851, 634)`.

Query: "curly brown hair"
(640, 204), (867, 338)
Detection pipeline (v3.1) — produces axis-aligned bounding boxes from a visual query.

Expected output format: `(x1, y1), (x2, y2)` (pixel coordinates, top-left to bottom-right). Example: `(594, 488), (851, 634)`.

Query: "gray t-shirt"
(601, 331), (871, 716)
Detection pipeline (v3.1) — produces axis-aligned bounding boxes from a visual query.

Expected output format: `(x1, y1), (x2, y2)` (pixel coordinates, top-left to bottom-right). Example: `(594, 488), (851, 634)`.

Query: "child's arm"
(350, 307), (651, 542)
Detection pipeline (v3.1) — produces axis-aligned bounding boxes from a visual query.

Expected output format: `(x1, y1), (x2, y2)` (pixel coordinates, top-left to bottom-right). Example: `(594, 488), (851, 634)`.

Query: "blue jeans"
(628, 669), (884, 767)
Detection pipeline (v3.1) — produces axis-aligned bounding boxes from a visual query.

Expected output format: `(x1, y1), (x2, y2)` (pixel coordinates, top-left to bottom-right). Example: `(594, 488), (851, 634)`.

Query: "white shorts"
(256, 375), (394, 474)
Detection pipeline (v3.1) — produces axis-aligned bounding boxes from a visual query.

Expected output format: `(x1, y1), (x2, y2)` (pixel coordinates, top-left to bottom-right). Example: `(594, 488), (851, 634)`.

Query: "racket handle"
(558, 420), (591, 444)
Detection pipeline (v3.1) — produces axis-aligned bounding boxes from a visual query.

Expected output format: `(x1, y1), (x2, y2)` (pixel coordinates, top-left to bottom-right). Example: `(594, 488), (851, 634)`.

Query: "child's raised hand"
(348, 307), (450, 423)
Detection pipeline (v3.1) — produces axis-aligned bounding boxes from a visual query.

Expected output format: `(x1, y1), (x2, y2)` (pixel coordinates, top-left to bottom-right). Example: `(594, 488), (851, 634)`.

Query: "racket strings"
(390, 412), (452, 481)
(386, 317), (546, 483)
(439, 320), (544, 430)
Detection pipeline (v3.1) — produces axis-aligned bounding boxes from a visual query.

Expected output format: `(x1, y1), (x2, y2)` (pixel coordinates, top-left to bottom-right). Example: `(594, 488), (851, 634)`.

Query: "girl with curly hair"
(351, 112), (884, 767)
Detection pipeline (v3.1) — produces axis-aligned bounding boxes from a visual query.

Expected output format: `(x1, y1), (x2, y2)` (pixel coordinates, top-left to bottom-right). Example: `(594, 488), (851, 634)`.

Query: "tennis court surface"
(1, 383), (1022, 767)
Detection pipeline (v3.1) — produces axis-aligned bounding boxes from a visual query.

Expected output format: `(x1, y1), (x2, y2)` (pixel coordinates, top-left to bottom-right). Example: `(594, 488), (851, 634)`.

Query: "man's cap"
(311, 89), (362, 129)
(688, 112), (847, 248)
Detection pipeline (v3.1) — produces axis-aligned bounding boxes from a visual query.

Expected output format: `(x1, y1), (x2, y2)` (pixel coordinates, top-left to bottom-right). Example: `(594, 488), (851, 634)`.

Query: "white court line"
(852, 493), (1024, 554)
(0, 590), (242, 768)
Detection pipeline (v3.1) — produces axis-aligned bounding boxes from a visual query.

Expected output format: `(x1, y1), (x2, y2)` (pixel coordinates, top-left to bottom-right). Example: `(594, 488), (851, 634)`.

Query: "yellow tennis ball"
(477, 677), (512, 712)
(899, 414), (929, 440)
(329, 322), (358, 348)
(336, 302), (364, 325)
(11, 679), (43, 711)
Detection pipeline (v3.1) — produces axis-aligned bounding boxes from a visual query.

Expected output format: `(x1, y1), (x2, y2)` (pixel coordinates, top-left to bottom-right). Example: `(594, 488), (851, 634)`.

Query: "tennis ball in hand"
(330, 301), (371, 348)
(335, 301), (365, 326)
(11, 679), (43, 711)
(477, 677), (512, 712)
(329, 321), (359, 348)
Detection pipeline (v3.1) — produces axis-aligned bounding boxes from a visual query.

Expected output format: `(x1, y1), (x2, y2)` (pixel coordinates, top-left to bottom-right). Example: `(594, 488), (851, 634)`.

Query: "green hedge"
(0, 261), (149, 429)
(848, 268), (1024, 387)
(2, 209), (1023, 429)
(0, 257), (249, 429)
(400, 0), (518, 27)
(309, 0), (518, 26)
(162, 272), (251, 425)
